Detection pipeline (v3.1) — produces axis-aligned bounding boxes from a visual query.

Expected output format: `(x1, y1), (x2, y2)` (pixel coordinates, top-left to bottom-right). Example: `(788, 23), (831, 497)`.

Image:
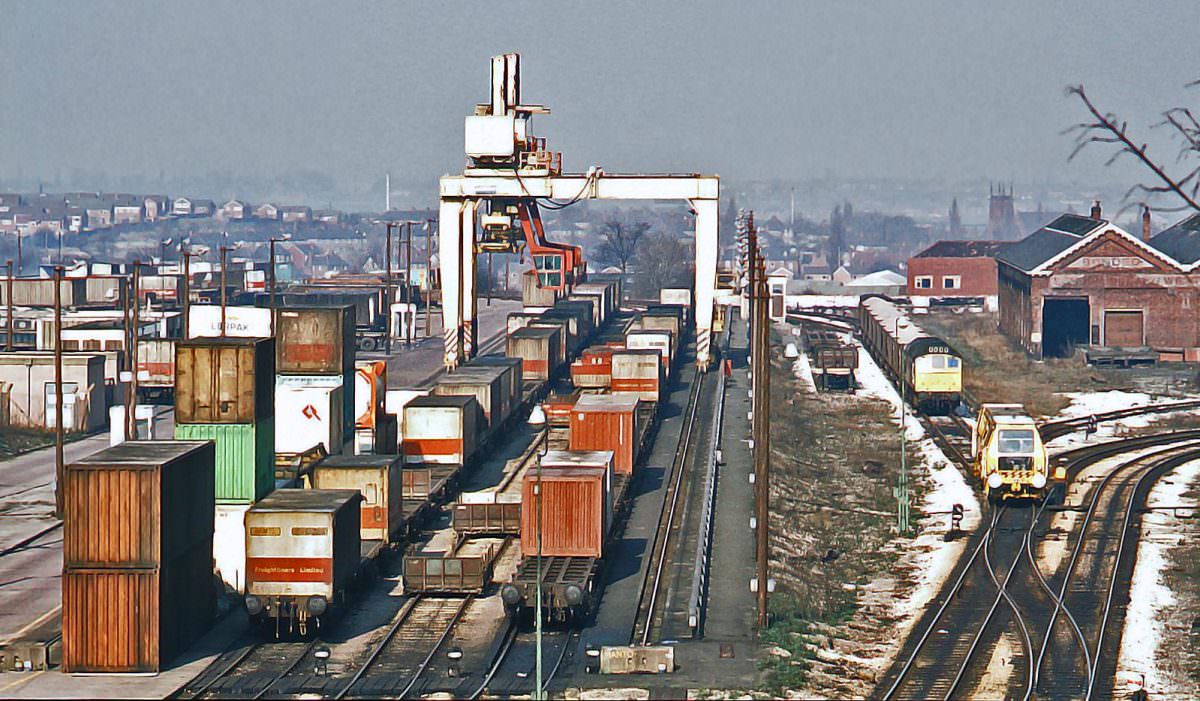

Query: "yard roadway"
(376, 298), (521, 387)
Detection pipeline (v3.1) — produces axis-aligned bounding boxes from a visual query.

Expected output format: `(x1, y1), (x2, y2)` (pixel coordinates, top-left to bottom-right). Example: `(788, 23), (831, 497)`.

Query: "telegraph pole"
(5, 259), (13, 351)
(53, 265), (65, 518)
(405, 221), (414, 344)
(385, 223), (394, 354)
(754, 246), (770, 627)
(181, 244), (192, 340)
(219, 246), (230, 336)
(425, 218), (435, 338)
(129, 261), (141, 441)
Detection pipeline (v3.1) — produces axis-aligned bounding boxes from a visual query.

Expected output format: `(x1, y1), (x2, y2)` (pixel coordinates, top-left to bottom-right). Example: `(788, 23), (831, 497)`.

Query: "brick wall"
(907, 256), (998, 297)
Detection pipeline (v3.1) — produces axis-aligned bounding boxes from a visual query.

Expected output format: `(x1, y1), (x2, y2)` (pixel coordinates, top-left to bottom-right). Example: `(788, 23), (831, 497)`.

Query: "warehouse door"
(1104, 310), (1144, 347)
(1042, 298), (1089, 358)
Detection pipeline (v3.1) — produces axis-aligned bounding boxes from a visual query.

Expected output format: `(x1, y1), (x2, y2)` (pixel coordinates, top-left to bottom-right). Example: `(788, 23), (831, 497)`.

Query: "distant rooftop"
(914, 240), (1010, 258)
(996, 214), (1106, 273)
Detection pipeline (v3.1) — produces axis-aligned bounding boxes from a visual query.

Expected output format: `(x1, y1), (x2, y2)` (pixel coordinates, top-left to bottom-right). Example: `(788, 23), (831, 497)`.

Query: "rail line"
(1038, 398), (1200, 441)
(174, 639), (318, 700)
(469, 626), (577, 698)
(878, 430), (1200, 700)
(630, 365), (706, 646)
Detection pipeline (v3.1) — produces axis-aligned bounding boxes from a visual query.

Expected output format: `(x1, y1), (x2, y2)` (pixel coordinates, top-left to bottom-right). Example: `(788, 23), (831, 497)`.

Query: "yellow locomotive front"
(972, 404), (1054, 500)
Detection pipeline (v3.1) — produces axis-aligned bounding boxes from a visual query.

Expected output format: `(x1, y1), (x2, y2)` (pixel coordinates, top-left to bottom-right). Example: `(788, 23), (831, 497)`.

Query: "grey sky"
(2, 1), (1196, 193)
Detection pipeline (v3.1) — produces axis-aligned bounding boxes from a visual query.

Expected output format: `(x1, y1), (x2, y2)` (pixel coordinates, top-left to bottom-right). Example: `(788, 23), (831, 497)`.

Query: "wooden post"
(754, 248), (770, 629)
(182, 247), (191, 340)
(129, 261), (141, 440)
(5, 259), (12, 351)
(405, 221), (413, 344)
(53, 266), (65, 518)
(385, 223), (393, 354)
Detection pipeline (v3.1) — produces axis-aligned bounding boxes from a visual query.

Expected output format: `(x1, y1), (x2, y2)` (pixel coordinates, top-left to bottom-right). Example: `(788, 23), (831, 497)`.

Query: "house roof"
(846, 269), (905, 287)
(914, 240), (1010, 258)
(996, 214), (1106, 272)
(1149, 213), (1200, 265)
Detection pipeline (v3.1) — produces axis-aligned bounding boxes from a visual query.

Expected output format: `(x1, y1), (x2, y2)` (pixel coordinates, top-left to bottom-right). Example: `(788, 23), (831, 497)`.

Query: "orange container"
(354, 360), (387, 429)
(569, 394), (641, 474)
(570, 347), (614, 389)
(520, 466), (609, 558)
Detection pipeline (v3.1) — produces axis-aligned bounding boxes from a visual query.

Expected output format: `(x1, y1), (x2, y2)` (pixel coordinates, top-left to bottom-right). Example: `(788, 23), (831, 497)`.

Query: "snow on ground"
(838, 336), (982, 641)
(787, 294), (860, 309)
(1046, 390), (1200, 451)
(1116, 456), (1200, 698)
(790, 349), (818, 394)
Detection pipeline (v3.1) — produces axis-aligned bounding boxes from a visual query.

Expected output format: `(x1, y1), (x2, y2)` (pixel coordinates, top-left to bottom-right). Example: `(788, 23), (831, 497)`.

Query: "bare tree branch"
(596, 219), (649, 274)
(1065, 84), (1200, 212)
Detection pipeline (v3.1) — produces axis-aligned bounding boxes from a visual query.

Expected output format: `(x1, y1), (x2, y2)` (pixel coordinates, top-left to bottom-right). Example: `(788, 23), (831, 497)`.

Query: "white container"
(214, 503), (251, 594)
(275, 383), (344, 455)
(187, 305), (272, 339)
(354, 427), (375, 455)
(659, 288), (692, 307)
(626, 330), (672, 371)
(386, 389), (430, 443)
(460, 491), (497, 505)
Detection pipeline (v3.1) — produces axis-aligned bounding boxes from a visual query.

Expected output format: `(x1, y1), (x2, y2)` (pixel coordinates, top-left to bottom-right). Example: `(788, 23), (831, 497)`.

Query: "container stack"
(173, 337), (276, 593)
(62, 441), (216, 673)
(274, 306), (356, 456)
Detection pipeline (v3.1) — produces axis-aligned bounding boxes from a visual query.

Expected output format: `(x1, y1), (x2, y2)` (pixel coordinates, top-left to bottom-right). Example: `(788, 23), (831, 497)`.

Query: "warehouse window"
(915, 276), (933, 289)
(943, 276), (961, 290)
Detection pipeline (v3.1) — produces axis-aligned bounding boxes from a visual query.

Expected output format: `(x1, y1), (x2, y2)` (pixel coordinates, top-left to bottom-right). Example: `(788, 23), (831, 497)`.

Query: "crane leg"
(692, 197), (719, 370)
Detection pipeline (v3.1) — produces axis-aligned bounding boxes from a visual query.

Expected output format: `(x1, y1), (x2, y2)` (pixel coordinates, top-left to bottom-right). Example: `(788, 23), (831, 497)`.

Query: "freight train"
(242, 279), (684, 635)
(971, 403), (1059, 501)
(857, 295), (962, 414)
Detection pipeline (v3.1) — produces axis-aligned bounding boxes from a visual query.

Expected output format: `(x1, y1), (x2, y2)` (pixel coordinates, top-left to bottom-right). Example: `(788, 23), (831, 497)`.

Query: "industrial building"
(997, 208), (1200, 360)
(907, 240), (1010, 308)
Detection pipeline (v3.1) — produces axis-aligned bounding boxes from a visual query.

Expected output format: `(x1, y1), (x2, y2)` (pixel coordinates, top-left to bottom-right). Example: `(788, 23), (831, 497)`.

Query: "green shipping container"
(174, 419), (275, 504)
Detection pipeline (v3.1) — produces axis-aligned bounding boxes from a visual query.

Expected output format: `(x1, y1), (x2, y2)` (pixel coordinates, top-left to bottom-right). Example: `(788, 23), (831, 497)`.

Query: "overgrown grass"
(0, 426), (56, 458)
(758, 335), (919, 695)
(918, 310), (1099, 417)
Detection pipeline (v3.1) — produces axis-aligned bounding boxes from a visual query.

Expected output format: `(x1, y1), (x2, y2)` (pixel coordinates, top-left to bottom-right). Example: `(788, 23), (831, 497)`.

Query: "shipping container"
(507, 326), (562, 381)
(570, 347), (614, 389)
(520, 466), (609, 558)
(567, 294), (603, 327)
(255, 291), (379, 332)
(175, 338), (275, 424)
(589, 273), (625, 305)
(311, 454), (403, 543)
(402, 395), (483, 465)
(84, 275), (127, 306)
(64, 441), (216, 569)
(375, 412), (398, 456)
(626, 330), (674, 371)
(274, 306), (356, 376)
(0, 277), (86, 307)
(573, 283), (616, 324)
(466, 355), (523, 419)
(542, 391), (581, 427)
(569, 394), (643, 474)
(610, 349), (665, 402)
(187, 305), (273, 339)
(635, 309), (683, 339)
(174, 419), (275, 504)
(522, 269), (559, 308)
(136, 339), (175, 388)
(354, 360), (387, 430)
(540, 449), (615, 501)
(551, 300), (596, 342)
(385, 388), (430, 441)
(275, 383), (345, 455)
(506, 311), (542, 336)
(528, 317), (571, 361)
(659, 288), (692, 308)
(62, 542), (214, 673)
(139, 275), (182, 303)
(245, 489), (361, 618)
(433, 365), (508, 428)
(214, 503), (251, 594)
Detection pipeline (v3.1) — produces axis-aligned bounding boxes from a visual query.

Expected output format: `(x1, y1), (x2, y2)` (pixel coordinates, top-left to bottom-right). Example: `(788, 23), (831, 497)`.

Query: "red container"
(520, 466), (609, 558)
(569, 394), (642, 474)
(570, 347), (614, 389)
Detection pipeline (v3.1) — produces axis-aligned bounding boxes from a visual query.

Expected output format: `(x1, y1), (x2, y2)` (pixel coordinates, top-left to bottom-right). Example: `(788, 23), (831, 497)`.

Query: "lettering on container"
(248, 556), (333, 582)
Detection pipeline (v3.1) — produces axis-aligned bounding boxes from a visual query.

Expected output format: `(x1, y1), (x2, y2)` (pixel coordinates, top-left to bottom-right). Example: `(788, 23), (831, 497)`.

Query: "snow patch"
(787, 294), (860, 309)
(1116, 456), (1200, 697)
(1046, 390), (1200, 451)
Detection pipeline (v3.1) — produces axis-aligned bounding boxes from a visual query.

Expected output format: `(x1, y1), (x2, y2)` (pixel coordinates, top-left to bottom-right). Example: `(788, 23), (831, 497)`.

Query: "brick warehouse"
(997, 209), (1200, 360)
(907, 240), (1010, 308)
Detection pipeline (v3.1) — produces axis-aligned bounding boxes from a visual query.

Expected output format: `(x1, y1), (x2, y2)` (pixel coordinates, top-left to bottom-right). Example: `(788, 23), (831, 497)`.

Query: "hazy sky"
(2, 1), (1197, 192)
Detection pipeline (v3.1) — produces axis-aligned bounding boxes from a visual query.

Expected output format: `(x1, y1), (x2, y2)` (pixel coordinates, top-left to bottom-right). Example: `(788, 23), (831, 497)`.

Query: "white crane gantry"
(438, 53), (720, 370)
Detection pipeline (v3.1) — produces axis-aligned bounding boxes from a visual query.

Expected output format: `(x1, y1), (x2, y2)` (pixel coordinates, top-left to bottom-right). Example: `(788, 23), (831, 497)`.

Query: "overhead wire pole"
(753, 239), (771, 628)
(425, 218), (435, 339)
(123, 270), (135, 441)
(181, 241), (193, 340)
(130, 261), (141, 440)
(5, 259), (13, 351)
(385, 223), (394, 355)
(405, 221), (414, 344)
(53, 265), (65, 518)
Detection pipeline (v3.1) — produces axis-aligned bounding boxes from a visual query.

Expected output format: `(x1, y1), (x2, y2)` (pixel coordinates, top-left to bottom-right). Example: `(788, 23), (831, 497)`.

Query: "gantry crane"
(438, 53), (720, 369)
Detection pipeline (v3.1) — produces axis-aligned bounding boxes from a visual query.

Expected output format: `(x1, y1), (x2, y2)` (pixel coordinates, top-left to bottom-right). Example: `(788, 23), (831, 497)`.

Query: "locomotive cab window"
(998, 429), (1035, 454)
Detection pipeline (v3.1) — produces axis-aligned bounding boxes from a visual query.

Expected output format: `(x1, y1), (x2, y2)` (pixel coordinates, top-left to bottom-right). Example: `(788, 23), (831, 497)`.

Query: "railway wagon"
(244, 489), (368, 637)
(802, 327), (857, 391)
(972, 404), (1058, 501)
(857, 295), (962, 414)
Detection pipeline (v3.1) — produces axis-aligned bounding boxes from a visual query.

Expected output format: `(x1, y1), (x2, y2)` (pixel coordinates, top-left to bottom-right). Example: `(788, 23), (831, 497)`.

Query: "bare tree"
(633, 231), (692, 299)
(596, 219), (649, 273)
(1066, 83), (1200, 213)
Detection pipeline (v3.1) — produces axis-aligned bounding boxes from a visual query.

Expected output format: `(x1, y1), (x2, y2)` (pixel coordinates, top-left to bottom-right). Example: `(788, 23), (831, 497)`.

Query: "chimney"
(1142, 206), (1152, 242)
(1090, 199), (1102, 219)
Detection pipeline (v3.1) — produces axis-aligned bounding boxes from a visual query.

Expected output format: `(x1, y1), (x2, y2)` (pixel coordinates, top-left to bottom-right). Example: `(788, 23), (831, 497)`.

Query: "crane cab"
(972, 404), (1053, 501)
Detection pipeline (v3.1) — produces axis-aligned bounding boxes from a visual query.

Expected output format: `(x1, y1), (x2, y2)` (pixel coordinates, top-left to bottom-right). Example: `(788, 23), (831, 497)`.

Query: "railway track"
(877, 430), (1200, 700)
(922, 413), (973, 470)
(175, 639), (319, 699)
(630, 365), (707, 645)
(469, 626), (578, 698)
(1039, 398), (1200, 441)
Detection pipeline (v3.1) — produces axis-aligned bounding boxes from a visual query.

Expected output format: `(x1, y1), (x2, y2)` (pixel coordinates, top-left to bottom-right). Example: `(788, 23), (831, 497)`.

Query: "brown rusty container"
(64, 441), (216, 569)
(569, 394), (642, 474)
(520, 466), (610, 558)
(175, 338), (275, 423)
(432, 365), (508, 428)
(528, 317), (571, 362)
(507, 326), (562, 381)
(611, 349), (665, 402)
(274, 305), (356, 376)
(310, 454), (403, 543)
(62, 541), (215, 673)
(465, 355), (523, 421)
